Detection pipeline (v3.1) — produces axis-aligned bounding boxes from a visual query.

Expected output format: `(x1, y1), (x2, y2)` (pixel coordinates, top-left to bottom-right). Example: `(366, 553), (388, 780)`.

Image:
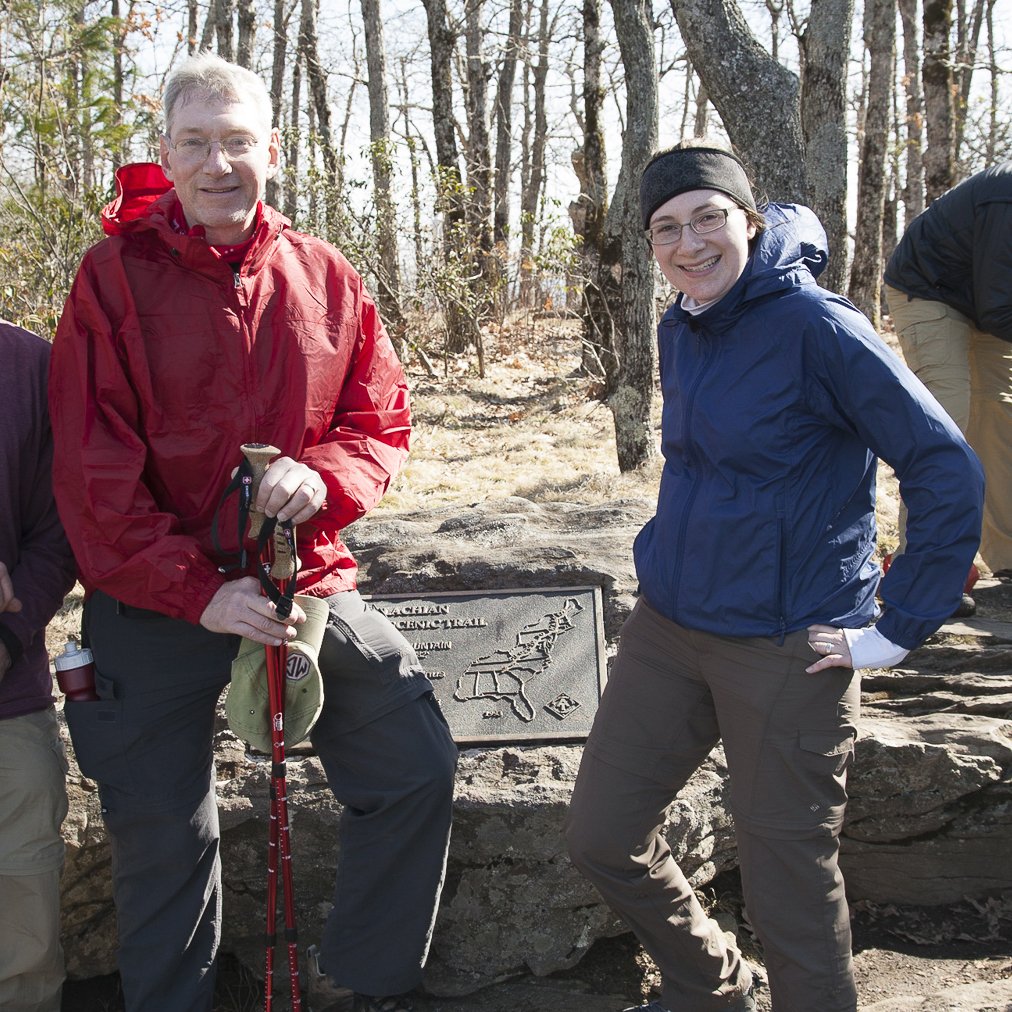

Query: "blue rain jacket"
(633, 203), (984, 650)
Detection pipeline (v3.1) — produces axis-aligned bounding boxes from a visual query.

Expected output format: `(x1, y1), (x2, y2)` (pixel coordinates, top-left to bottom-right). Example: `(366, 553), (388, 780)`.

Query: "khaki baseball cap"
(226, 594), (330, 753)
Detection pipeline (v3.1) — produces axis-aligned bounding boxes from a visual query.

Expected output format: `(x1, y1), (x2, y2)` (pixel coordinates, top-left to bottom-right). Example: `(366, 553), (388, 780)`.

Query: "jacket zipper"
(229, 268), (260, 440)
(775, 492), (788, 643)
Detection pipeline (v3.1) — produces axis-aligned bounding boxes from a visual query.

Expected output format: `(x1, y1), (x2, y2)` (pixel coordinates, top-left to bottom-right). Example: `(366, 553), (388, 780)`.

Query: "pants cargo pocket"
(796, 729), (855, 832)
(64, 671), (134, 799)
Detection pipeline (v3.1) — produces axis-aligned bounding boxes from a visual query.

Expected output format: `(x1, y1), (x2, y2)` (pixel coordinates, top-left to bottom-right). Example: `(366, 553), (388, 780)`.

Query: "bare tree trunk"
(265, 0), (291, 209)
(493, 0), (523, 246)
(678, 69), (692, 139)
(570, 0), (611, 379)
(799, 0), (854, 292)
(337, 78), (358, 202)
(848, 0), (895, 325)
(520, 31), (533, 267)
(923, 0), (956, 199)
(693, 79), (710, 135)
(284, 51), (302, 219)
(953, 0), (986, 163)
(187, 0), (198, 53)
(667, 0), (806, 203)
(361, 0), (405, 346)
(236, 0), (256, 67)
(464, 0), (493, 271)
(984, 0), (998, 164)
(65, 3), (84, 196)
(423, 0), (465, 223)
(199, 0), (216, 52)
(215, 0), (235, 61)
(422, 0), (479, 355)
(766, 0), (783, 59)
(112, 0), (129, 165)
(299, 0), (340, 221)
(604, 0), (657, 472)
(519, 0), (550, 307)
(308, 89), (318, 226)
(397, 59), (427, 277)
(897, 0), (926, 224)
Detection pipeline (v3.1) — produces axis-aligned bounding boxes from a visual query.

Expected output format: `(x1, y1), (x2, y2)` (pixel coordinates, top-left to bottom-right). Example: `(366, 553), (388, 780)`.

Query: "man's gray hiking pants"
(66, 589), (457, 1012)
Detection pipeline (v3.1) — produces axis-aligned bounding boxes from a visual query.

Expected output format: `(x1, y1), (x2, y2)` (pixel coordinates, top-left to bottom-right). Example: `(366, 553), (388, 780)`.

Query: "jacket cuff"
(180, 567), (227, 626)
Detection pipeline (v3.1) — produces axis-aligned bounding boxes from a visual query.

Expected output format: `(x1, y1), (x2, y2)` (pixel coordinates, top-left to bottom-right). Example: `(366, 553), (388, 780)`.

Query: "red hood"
(101, 163), (173, 236)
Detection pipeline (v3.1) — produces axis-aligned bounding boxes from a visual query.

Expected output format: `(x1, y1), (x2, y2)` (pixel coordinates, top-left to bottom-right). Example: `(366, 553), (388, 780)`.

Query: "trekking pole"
(241, 442), (303, 1012)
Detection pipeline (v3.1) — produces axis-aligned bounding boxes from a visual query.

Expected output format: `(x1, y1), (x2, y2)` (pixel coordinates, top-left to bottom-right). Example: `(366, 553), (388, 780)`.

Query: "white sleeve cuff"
(843, 626), (910, 670)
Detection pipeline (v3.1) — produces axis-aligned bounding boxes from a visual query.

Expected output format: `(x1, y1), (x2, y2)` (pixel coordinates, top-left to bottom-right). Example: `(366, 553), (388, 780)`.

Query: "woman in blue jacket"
(566, 140), (984, 1012)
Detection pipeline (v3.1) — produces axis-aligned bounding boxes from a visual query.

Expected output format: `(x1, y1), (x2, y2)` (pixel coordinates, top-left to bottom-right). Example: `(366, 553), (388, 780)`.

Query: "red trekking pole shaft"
(242, 443), (303, 1012)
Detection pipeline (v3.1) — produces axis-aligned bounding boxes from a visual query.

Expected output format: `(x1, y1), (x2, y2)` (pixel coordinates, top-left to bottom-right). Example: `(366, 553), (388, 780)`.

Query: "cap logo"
(286, 653), (311, 682)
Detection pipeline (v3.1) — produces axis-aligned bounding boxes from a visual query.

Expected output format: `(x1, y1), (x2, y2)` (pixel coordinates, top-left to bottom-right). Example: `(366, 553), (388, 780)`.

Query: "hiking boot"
(304, 944), (353, 1011)
(304, 945), (415, 1012)
(953, 592), (976, 618)
(620, 985), (756, 1011)
(620, 998), (754, 1012)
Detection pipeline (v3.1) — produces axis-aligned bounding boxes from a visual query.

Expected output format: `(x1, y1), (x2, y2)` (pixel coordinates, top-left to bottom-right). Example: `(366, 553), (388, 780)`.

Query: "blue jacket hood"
(665, 203), (829, 332)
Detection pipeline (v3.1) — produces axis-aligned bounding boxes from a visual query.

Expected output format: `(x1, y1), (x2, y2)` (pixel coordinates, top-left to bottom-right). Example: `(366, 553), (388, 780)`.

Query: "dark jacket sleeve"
(0, 329), (76, 665)
(806, 297), (984, 649)
(972, 197), (1012, 342)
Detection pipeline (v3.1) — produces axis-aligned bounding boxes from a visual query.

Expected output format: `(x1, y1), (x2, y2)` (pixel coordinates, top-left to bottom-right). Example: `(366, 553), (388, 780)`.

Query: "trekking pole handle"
(240, 442), (297, 580)
(240, 442), (281, 539)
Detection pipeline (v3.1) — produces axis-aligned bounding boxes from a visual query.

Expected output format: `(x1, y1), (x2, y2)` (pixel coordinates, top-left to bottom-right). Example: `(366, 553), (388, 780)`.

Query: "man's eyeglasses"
(644, 207), (734, 246)
(167, 135), (260, 164)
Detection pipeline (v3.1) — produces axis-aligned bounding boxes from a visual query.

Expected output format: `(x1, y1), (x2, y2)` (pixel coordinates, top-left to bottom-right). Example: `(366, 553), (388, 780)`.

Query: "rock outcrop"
(57, 498), (1012, 993)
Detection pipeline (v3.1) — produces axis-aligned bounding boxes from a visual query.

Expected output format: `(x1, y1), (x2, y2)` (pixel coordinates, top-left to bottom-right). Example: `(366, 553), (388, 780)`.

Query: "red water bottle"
(54, 640), (99, 701)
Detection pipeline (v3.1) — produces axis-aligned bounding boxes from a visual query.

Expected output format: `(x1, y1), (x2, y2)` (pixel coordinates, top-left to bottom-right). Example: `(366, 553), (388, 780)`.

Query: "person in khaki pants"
(0, 320), (77, 1012)
(566, 139), (984, 1012)
(884, 162), (1012, 594)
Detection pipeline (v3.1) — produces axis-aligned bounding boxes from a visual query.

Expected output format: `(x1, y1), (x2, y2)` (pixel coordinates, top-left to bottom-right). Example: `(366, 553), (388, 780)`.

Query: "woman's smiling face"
(649, 188), (757, 305)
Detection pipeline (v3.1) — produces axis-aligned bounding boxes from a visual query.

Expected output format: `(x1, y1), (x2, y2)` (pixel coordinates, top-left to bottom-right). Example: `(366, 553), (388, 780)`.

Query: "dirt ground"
(57, 314), (1012, 1010)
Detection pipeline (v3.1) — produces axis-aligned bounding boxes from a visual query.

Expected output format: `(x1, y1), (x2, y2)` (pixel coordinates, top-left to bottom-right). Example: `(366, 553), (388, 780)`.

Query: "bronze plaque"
(366, 586), (607, 744)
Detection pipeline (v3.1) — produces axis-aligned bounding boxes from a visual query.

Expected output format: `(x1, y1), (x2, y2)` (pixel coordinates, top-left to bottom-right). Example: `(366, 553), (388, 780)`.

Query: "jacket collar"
(102, 163), (289, 278)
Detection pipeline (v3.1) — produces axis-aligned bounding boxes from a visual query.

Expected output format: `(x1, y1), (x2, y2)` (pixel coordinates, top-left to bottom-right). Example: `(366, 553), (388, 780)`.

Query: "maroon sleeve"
(0, 324), (76, 687)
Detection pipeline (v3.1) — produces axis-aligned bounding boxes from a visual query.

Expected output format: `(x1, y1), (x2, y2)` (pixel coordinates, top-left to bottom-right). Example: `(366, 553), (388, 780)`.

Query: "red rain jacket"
(50, 163), (410, 625)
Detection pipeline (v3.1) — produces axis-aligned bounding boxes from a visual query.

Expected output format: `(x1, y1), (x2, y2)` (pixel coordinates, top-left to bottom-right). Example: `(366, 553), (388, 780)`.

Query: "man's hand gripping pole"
(241, 442), (297, 619)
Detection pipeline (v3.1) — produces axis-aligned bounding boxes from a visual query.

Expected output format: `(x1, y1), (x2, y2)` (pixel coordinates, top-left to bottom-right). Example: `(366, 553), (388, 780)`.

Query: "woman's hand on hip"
(805, 624), (854, 673)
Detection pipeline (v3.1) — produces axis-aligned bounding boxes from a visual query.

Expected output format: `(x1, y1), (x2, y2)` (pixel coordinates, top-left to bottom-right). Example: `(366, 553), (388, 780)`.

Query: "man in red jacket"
(50, 53), (456, 1012)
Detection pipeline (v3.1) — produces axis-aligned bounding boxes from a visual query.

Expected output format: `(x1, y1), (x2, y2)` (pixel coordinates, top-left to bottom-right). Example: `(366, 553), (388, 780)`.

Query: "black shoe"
(952, 593), (976, 618)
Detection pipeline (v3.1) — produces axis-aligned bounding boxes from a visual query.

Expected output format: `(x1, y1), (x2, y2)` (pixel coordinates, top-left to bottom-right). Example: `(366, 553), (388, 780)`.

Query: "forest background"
(1, 0), (1010, 470)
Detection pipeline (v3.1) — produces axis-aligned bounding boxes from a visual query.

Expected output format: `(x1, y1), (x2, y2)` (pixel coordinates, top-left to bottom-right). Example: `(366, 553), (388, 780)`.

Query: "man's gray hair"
(163, 52), (273, 136)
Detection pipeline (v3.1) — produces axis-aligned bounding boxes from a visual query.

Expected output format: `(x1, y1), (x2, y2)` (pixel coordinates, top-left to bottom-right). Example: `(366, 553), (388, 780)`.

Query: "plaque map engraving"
(366, 586), (607, 744)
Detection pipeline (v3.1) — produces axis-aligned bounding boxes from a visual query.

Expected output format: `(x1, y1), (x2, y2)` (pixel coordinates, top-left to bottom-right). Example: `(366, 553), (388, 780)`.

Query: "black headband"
(640, 147), (757, 229)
